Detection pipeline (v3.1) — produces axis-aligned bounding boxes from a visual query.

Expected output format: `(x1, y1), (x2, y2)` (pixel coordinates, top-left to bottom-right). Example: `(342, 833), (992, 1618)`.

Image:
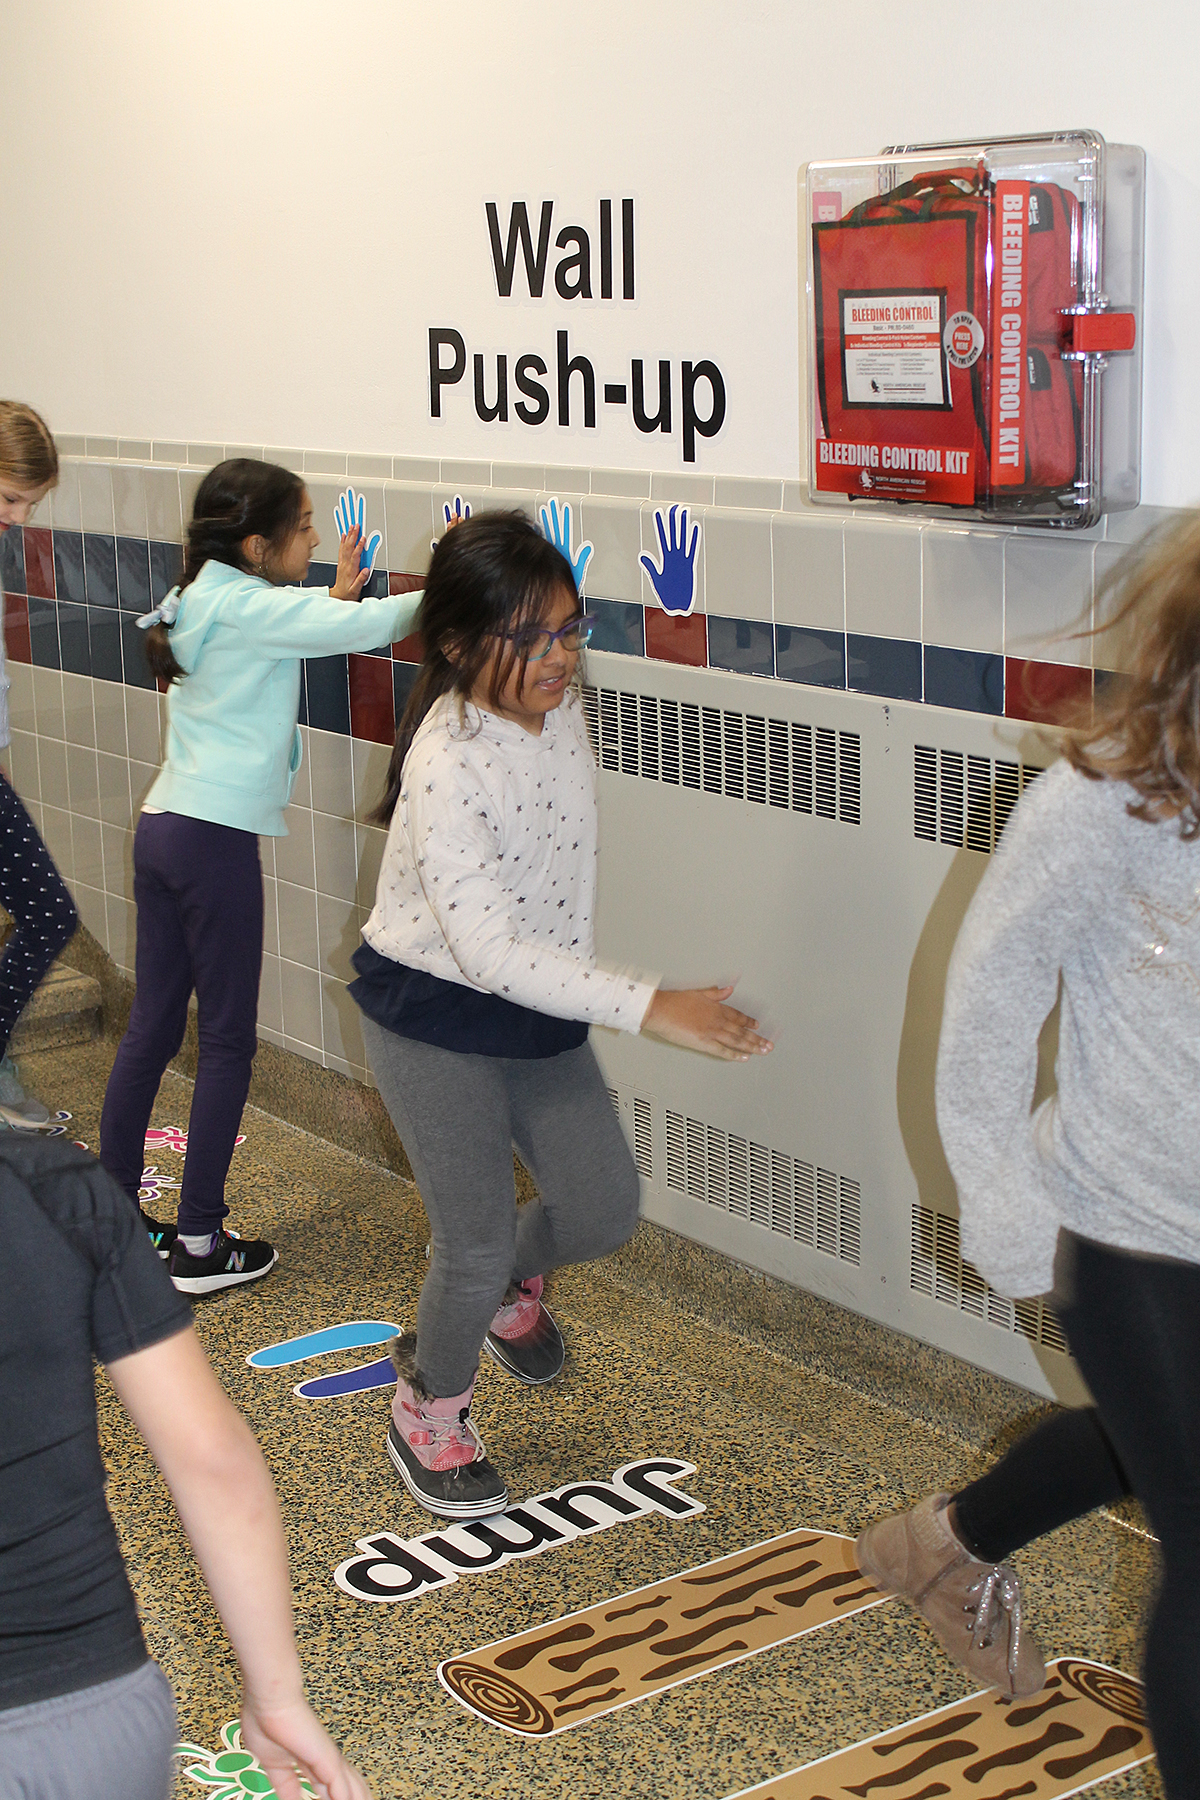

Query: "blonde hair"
(1064, 511), (1200, 837)
(0, 402), (58, 490)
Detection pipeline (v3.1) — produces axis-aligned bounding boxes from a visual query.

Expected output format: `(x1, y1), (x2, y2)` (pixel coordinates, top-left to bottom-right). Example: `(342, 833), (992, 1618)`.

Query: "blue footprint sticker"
(248, 1320), (400, 1400)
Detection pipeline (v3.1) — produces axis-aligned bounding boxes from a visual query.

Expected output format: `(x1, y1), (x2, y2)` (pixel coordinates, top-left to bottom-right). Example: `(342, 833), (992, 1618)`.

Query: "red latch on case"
(1064, 311), (1137, 354)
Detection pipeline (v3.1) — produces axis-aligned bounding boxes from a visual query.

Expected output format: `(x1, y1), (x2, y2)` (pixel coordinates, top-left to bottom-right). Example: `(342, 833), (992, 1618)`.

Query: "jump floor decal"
(336, 1458), (704, 1604)
(437, 1526), (884, 1736)
(248, 1320), (402, 1399)
(175, 1721), (316, 1798)
(720, 1659), (1151, 1800)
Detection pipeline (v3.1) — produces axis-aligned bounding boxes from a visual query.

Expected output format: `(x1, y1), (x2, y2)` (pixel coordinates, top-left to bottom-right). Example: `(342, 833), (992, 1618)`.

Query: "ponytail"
(148, 458), (305, 686)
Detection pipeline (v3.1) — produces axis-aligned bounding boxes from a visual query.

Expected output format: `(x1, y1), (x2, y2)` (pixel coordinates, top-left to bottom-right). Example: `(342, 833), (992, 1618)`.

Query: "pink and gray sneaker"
(386, 1334), (508, 1519)
(483, 1275), (565, 1384)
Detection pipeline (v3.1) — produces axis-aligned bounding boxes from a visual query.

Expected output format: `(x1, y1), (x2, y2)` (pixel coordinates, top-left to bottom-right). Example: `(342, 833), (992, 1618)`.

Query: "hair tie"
(135, 589), (182, 632)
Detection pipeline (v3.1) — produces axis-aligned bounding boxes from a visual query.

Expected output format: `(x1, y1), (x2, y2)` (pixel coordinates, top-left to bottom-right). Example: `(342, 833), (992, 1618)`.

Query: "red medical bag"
(811, 168), (1084, 512)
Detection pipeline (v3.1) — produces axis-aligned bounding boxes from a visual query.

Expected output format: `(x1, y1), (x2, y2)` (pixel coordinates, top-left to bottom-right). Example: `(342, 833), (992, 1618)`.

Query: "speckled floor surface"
(23, 1039), (1164, 1799)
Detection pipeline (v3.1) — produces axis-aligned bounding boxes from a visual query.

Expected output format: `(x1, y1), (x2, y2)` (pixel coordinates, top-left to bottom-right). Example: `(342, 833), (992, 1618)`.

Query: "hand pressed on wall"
(334, 488), (382, 577)
(432, 495), (471, 553)
(538, 497), (593, 595)
(640, 505), (699, 615)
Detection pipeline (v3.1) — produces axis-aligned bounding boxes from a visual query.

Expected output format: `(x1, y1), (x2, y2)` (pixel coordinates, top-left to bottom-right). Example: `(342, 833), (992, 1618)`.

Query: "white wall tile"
(257, 954), (283, 1034)
(124, 687), (162, 764)
(316, 891), (360, 980)
(96, 749), (133, 827)
(921, 527), (1005, 655)
(351, 738), (390, 821)
(1004, 537), (1095, 666)
(75, 881), (108, 949)
(41, 804), (74, 877)
(274, 806), (315, 886)
(9, 731), (38, 800)
(703, 509), (773, 623)
(578, 497), (645, 603)
(771, 513), (844, 631)
(383, 484), (435, 578)
(77, 462), (114, 533)
(307, 728), (355, 818)
(143, 468), (184, 542)
(845, 521), (922, 641)
(61, 671), (96, 749)
(38, 739), (69, 811)
(280, 962), (323, 1051)
(7, 663), (35, 735)
(111, 464), (148, 539)
(321, 977), (366, 1071)
(71, 814), (104, 888)
(31, 667), (65, 742)
(65, 744), (100, 818)
(49, 461), (82, 529)
(276, 879), (319, 970)
(313, 810), (358, 902)
(93, 683), (128, 759)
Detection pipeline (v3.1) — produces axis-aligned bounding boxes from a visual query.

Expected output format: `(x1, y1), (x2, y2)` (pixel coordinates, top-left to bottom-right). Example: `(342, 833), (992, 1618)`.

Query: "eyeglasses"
(506, 615), (596, 660)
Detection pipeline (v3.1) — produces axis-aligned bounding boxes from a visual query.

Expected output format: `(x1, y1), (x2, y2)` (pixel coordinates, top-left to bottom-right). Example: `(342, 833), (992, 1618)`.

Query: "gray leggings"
(0, 1662), (177, 1800)
(361, 1018), (641, 1395)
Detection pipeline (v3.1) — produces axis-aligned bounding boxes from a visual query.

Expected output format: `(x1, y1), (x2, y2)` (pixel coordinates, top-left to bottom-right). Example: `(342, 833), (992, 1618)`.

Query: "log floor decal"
(438, 1527), (885, 1736)
(722, 1660), (1151, 1800)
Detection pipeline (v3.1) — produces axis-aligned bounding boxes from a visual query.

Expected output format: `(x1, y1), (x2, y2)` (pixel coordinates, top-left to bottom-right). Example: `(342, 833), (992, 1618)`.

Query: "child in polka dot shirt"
(349, 510), (772, 1520)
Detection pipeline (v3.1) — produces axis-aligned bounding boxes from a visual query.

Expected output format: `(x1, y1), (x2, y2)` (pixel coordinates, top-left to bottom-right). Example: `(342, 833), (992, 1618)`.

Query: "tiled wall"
(0, 437), (1176, 1083)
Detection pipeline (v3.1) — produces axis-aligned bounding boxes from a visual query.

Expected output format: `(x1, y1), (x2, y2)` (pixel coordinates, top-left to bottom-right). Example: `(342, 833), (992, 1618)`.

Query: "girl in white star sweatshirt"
(350, 510), (772, 1521)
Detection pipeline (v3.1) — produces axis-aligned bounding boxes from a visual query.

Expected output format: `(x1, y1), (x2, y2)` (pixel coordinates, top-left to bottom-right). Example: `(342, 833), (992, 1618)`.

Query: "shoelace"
(412, 1405), (482, 1464)
(491, 1282), (541, 1337)
(963, 1562), (1024, 1682)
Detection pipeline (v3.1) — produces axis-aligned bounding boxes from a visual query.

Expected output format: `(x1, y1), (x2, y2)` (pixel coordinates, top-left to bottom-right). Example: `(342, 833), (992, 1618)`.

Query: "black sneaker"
(168, 1228), (277, 1295)
(141, 1212), (178, 1260)
(483, 1276), (565, 1384)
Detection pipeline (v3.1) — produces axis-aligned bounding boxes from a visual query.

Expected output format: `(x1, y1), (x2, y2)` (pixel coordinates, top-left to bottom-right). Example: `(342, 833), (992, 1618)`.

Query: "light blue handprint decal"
(538, 497), (594, 596)
(432, 494), (471, 553)
(334, 487), (382, 576)
(641, 505), (700, 615)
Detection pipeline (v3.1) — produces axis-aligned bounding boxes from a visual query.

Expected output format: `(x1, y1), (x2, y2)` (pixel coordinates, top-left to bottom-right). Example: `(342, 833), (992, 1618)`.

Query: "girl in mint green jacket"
(98, 459), (420, 1295)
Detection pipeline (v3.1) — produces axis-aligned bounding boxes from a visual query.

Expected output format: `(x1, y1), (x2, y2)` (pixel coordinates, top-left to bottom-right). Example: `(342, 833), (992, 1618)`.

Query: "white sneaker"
(0, 1054), (52, 1129)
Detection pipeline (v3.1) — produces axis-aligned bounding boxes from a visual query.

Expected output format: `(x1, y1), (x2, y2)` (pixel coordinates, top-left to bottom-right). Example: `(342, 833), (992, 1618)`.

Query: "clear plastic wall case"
(806, 131), (1144, 528)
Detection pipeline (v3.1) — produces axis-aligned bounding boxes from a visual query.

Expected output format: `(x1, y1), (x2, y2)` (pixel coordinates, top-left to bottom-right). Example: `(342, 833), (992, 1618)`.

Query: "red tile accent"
(389, 572), (425, 596)
(22, 527), (54, 600)
(349, 653), (396, 744)
(644, 608), (707, 668)
(3, 592), (30, 665)
(1004, 658), (1092, 725)
(393, 632), (424, 663)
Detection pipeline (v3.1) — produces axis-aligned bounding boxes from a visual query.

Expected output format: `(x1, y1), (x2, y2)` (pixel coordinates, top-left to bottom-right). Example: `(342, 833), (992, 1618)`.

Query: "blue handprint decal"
(432, 494), (471, 553)
(538, 497), (593, 596)
(334, 487), (382, 577)
(641, 505), (700, 615)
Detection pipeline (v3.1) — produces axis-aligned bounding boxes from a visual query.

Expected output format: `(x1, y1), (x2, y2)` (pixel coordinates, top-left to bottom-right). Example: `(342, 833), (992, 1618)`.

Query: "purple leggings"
(99, 812), (262, 1235)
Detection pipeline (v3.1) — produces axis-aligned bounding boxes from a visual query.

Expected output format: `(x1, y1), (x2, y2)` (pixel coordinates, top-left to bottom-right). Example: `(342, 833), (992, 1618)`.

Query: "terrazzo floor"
(22, 1038), (1164, 1800)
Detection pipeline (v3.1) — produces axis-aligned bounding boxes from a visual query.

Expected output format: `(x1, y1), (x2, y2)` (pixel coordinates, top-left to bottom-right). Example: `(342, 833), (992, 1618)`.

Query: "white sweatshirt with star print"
(362, 688), (659, 1033)
(937, 757), (1200, 1298)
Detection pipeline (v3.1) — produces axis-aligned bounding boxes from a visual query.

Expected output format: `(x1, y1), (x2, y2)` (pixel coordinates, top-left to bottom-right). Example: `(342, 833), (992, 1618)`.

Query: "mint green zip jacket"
(145, 559), (421, 836)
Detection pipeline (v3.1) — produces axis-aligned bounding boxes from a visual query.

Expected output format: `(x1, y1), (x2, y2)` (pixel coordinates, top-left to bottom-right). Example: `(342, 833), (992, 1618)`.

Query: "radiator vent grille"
(608, 1086), (655, 1182)
(910, 1203), (1069, 1354)
(914, 746), (1045, 853)
(584, 685), (860, 825)
(665, 1109), (861, 1266)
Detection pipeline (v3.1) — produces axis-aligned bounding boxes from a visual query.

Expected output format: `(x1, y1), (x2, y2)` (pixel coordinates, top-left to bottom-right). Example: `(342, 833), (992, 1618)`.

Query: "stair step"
(11, 960), (102, 1053)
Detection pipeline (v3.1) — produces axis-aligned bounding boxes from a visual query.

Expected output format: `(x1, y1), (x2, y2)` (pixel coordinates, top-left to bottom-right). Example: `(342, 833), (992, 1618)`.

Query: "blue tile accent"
(53, 530), (85, 606)
(775, 625), (846, 689)
(88, 606), (124, 683)
(847, 634), (923, 702)
(83, 532), (118, 608)
(296, 664), (308, 727)
(304, 655), (351, 734)
(924, 644), (1004, 715)
(361, 568), (389, 600)
(363, 642), (392, 658)
(394, 659), (419, 717)
(58, 600), (91, 676)
(120, 613), (156, 690)
(0, 526), (25, 593)
(149, 541), (183, 604)
(589, 597), (644, 657)
(303, 561), (339, 590)
(707, 614), (775, 679)
(116, 537), (152, 612)
(28, 596), (60, 670)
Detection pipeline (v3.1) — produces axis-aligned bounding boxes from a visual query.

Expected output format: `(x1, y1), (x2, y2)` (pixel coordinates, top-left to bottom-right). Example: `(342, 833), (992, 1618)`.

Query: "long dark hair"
(145, 458), (306, 684)
(370, 511), (576, 826)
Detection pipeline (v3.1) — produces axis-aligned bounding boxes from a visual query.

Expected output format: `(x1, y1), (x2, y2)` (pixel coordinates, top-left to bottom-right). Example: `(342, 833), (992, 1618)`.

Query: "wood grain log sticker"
(724, 1660), (1151, 1800)
(438, 1526), (885, 1736)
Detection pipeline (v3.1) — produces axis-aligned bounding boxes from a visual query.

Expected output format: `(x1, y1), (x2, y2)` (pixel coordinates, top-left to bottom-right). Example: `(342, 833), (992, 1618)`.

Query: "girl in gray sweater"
(857, 514), (1200, 1797)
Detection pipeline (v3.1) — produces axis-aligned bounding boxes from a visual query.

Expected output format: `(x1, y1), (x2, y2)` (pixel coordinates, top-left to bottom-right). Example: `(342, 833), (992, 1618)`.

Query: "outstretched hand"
(641, 985), (773, 1061)
(331, 524), (371, 602)
(239, 1693), (374, 1800)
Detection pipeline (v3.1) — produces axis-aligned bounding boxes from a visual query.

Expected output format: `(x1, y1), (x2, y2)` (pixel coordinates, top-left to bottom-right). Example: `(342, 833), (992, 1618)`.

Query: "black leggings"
(0, 774), (77, 1058)
(954, 1232), (1200, 1797)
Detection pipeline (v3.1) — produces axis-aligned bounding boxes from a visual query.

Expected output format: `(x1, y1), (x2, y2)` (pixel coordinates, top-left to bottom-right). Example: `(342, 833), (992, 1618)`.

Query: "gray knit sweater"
(936, 757), (1200, 1298)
